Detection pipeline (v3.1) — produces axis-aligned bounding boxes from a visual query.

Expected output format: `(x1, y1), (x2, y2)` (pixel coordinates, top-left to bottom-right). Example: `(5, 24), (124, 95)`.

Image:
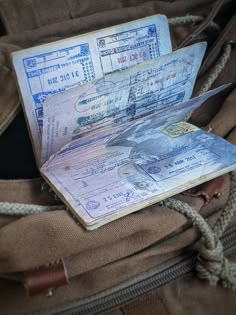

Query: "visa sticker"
(160, 122), (199, 138)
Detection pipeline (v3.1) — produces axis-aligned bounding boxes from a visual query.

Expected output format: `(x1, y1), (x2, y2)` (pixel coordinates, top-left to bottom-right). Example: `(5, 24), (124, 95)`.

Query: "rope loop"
(197, 41), (234, 96)
(196, 235), (236, 289)
(196, 236), (224, 286)
(161, 172), (236, 290)
(0, 202), (65, 216)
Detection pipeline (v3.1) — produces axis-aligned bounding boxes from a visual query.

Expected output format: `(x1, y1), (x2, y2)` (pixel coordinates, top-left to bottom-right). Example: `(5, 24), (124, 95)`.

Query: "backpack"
(0, 0), (236, 314)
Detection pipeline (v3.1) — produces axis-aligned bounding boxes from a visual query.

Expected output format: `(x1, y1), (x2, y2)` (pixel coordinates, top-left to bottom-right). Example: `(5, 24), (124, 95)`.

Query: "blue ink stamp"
(86, 200), (101, 211)
(23, 43), (95, 130)
(146, 166), (161, 174)
(96, 24), (160, 75)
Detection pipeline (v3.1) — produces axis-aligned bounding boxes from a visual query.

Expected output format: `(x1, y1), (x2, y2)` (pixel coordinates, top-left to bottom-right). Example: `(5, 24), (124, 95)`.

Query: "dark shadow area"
(0, 111), (39, 179)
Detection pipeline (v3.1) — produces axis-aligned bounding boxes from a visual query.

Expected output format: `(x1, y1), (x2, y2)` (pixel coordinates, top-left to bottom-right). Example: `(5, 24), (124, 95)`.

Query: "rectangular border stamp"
(23, 43), (95, 130)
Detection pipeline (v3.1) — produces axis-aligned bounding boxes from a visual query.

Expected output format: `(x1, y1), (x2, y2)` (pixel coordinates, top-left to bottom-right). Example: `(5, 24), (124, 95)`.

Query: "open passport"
(12, 15), (236, 230)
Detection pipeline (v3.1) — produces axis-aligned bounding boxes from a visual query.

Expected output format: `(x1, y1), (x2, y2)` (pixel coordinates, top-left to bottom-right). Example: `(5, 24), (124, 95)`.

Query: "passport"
(11, 17), (236, 230)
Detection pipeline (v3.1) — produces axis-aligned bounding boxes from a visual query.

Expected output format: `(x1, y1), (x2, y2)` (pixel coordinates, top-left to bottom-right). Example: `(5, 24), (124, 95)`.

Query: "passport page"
(11, 14), (171, 164)
(41, 42), (207, 165)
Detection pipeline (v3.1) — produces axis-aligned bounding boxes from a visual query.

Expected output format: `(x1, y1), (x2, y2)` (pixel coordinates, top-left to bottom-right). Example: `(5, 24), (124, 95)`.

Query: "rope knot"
(196, 236), (236, 289)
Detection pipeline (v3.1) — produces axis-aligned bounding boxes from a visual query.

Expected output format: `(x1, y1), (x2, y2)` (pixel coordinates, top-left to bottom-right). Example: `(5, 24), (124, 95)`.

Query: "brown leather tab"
(177, 0), (224, 49)
(24, 260), (68, 296)
(182, 176), (224, 205)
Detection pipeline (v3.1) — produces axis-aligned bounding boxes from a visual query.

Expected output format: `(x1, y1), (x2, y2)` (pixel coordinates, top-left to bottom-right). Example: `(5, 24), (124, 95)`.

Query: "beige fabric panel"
(1, 211), (236, 315)
(159, 249), (236, 315)
(0, 174), (230, 274)
(0, 43), (20, 135)
(0, 178), (62, 205)
(0, 0), (217, 35)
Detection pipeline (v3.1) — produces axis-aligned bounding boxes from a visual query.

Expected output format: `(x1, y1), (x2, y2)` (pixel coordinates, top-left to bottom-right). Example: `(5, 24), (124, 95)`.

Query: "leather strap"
(177, 0), (225, 49)
(182, 176), (224, 205)
(24, 260), (68, 296)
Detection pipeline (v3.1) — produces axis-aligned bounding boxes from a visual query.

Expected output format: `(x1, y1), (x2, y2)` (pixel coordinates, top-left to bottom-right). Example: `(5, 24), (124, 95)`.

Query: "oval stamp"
(86, 200), (100, 211)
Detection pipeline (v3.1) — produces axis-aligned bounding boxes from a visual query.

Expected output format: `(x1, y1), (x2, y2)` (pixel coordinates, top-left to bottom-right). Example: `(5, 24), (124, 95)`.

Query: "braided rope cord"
(197, 43), (233, 96)
(184, 42), (233, 122)
(0, 15), (235, 289)
(0, 202), (65, 215)
(168, 15), (221, 33)
(213, 172), (236, 238)
(161, 172), (236, 289)
(167, 24), (236, 287)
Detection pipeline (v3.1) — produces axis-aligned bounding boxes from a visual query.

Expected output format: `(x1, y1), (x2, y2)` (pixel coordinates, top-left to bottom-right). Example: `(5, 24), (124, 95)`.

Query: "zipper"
(31, 227), (236, 315)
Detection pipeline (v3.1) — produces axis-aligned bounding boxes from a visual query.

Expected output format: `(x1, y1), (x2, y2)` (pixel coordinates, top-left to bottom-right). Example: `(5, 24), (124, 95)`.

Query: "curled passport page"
(41, 83), (236, 230)
(11, 14), (171, 164)
(41, 42), (207, 164)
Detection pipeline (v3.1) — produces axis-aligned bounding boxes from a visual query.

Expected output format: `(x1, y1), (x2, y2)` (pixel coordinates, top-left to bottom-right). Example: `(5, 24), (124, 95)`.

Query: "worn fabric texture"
(0, 173), (230, 272)
(158, 248), (236, 315)
(0, 178), (61, 205)
(0, 43), (20, 136)
(0, 0), (236, 314)
(113, 248), (236, 315)
(1, 210), (236, 315)
(0, 0), (226, 35)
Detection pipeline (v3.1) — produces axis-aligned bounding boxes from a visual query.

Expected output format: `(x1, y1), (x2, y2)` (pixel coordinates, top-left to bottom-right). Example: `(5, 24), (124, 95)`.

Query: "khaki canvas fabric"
(119, 248), (236, 315)
(0, 175), (233, 314)
(0, 0), (236, 314)
(0, 173), (229, 273)
(0, 0), (225, 35)
(1, 209), (236, 315)
(158, 248), (236, 315)
(0, 178), (62, 205)
(0, 43), (20, 136)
